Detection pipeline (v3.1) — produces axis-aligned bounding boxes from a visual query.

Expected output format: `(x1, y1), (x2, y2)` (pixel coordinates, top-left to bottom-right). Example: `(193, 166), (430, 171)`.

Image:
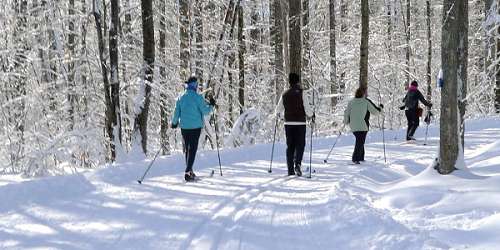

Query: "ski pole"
(268, 116), (279, 173)
(381, 114), (387, 163)
(324, 125), (345, 163)
(137, 148), (162, 184)
(213, 109), (223, 176)
(308, 114), (315, 179)
(423, 110), (432, 145)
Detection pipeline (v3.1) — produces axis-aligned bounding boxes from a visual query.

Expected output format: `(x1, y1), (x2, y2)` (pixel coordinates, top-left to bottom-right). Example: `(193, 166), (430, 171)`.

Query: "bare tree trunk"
(134, 0), (155, 154)
(496, 4), (500, 113)
(302, 0), (310, 88)
(68, 0), (76, 130)
(359, 0), (369, 88)
(93, 0), (114, 161)
(329, 0), (337, 110)
(271, 0), (284, 103)
(425, 0), (432, 101)
(340, 0), (348, 33)
(289, 0), (301, 78)
(159, 0), (170, 155)
(110, 0), (122, 146)
(405, 0), (411, 86)
(439, 0), (468, 174)
(179, 0), (190, 81)
(194, 0), (204, 78)
(238, 4), (245, 114)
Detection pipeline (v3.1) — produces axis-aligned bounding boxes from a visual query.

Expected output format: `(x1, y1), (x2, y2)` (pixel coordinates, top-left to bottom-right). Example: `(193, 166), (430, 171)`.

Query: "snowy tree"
(438, 0), (468, 174)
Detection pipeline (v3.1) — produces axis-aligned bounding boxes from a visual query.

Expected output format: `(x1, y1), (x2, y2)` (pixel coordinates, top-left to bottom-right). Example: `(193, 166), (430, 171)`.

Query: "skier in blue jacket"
(171, 77), (215, 181)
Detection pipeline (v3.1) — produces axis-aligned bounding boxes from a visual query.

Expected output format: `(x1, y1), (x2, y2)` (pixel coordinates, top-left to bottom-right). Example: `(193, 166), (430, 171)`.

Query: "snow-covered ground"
(1, 118), (500, 250)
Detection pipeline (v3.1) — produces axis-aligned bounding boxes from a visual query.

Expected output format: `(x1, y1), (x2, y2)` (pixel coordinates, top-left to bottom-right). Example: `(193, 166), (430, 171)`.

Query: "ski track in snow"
(1, 117), (500, 249)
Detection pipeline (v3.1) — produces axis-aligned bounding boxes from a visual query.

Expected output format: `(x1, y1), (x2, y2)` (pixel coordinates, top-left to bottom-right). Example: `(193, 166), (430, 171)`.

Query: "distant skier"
(399, 80), (432, 141)
(171, 76), (216, 181)
(276, 73), (313, 176)
(344, 87), (383, 164)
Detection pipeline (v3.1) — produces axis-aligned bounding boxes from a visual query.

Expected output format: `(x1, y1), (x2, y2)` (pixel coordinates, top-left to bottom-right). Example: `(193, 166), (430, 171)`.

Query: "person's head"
(410, 80), (418, 87)
(289, 73), (300, 86)
(354, 87), (367, 98)
(185, 76), (198, 91)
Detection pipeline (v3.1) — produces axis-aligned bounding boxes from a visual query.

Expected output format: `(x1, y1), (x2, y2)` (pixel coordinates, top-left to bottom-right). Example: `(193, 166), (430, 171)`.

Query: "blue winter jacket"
(171, 89), (213, 129)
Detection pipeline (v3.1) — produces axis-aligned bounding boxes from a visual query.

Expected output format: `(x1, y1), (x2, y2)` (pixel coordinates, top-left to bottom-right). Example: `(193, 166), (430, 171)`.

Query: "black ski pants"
(352, 131), (368, 162)
(181, 128), (202, 173)
(285, 125), (306, 174)
(405, 109), (419, 139)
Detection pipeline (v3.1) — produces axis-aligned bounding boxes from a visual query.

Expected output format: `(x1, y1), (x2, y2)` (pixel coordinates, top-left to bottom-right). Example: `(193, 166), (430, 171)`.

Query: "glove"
(379, 104), (384, 109)
(208, 96), (216, 106)
(399, 106), (405, 111)
(171, 123), (178, 129)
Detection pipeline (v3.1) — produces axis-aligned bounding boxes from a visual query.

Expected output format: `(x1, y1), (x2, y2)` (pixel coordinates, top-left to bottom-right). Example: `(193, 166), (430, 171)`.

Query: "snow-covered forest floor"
(1, 118), (500, 250)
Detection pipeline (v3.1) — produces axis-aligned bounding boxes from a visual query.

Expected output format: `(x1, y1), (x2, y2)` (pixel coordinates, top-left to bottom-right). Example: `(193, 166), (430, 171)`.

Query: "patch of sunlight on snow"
(101, 201), (126, 209)
(14, 223), (57, 235)
(0, 240), (19, 248)
(61, 221), (133, 233)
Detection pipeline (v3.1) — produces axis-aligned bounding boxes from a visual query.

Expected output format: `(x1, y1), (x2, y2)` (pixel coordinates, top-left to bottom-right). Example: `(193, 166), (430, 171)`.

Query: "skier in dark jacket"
(171, 76), (215, 181)
(399, 80), (432, 141)
(276, 73), (313, 176)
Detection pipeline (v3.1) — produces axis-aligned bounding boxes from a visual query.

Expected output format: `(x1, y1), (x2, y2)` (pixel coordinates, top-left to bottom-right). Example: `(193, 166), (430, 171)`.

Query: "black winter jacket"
(282, 85), (307, 123)
(403, 89), (431, 110)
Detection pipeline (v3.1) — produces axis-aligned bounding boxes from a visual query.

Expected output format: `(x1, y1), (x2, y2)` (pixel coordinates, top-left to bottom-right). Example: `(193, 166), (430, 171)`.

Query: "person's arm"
(171, 99), (181, 127)
(343, 101), (351, 125)
(366, 99), (381, 116)
(302, 91), (314, 118)
(400, 93), (408, 110)
(366, 98), (382, 112)
(274, 93), (285, 119)
(417, 90), (432, 107)
(196, 94), (213, 116)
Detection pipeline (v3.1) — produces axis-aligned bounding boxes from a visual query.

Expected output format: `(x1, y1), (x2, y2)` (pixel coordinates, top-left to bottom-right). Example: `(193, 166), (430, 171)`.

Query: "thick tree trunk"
(426, 0), (432, 101)
(271, 0), (284, 103)
(68, 0), (76, 130)
(238, 5), (245, 114)
(496, 4), (500, 113)
(359, 0), (369, 88)
(340, 0), (348, 33)
(302, 0), (310, 88)
(179, 0), (190, 81)
(109, 0), (122, 146)
(405, 0), (411, 86)
(159, 0), (170, 155)
(194, 0), (204, 78)
(93, 0), (114, 161)
(329, 0), (338, 110)
(439, 0), (468, 174)
(134, 0), (155, 154)
(289, 0), (301, 78)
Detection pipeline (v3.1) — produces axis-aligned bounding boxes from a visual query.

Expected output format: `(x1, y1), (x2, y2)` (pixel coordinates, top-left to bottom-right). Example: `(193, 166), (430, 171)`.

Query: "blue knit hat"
(185, 77), (198, 91)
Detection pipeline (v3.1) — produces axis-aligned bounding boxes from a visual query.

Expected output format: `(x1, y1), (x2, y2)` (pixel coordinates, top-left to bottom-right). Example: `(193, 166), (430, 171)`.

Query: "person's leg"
(360, 131), (368, 161)
(285, 125), (296, 175)
(181, 129), (190, 173)
(186, 128), (202, 173)
(409, 111), (418, 137)
(294, 125), (306, 165)
(352, 132), (362, 162)
(405, 110), (412, 140)
(294, 125), (306, 175)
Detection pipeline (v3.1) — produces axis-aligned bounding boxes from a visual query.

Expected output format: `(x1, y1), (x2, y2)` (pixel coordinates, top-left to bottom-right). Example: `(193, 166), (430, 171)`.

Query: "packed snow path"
(1, 118), (500, 249)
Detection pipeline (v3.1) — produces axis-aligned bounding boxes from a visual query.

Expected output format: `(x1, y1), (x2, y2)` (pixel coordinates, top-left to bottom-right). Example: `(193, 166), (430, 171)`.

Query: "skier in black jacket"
(276, 73), (313, 176)
(400, 80), (432, 141)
